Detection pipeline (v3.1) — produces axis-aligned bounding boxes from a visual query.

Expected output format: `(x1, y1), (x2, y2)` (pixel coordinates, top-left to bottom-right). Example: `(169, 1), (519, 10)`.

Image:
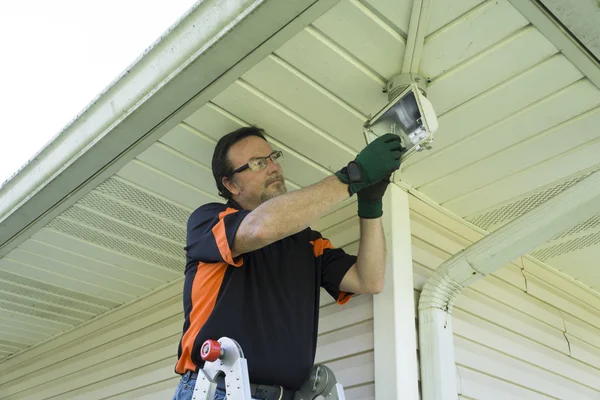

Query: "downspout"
(418, 169), (600, 399)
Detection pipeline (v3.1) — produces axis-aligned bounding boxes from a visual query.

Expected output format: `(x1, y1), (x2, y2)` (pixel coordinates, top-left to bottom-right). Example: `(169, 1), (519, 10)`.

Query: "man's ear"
(223, 176), (240, 196)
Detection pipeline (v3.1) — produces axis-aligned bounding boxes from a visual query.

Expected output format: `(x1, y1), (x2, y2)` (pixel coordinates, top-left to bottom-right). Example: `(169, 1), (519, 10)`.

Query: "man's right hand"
(335, 133), (403, 195)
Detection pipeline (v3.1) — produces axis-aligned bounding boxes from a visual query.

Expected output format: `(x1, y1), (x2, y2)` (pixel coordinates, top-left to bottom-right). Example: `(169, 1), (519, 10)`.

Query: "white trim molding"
(374, 184), (420, 399)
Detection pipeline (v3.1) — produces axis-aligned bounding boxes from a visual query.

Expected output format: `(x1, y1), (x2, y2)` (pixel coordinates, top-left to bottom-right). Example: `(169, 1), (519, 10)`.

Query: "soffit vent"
(531, 230), (600, 261)
(467, 168), (600, 232)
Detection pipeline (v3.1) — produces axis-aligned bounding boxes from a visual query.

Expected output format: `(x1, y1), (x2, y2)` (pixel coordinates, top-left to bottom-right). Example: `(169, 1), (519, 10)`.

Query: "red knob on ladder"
(201, 339), (222, 362)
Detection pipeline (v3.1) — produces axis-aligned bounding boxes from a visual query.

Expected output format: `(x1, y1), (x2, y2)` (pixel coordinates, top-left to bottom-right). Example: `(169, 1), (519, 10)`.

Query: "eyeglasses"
(229, 150), (283, 176)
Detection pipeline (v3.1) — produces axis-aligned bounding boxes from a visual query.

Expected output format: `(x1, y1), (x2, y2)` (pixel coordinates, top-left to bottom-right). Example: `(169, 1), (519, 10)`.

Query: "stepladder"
(192, 337), (346, 400)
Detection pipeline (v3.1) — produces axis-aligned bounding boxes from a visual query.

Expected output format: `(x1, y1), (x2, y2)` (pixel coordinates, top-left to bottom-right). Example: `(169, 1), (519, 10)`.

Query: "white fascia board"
(0, 0), (342, 256)
(508, 0), (600, 89)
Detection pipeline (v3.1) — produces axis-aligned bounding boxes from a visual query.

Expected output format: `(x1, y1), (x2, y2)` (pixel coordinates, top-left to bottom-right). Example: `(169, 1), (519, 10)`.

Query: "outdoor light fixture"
(363, 74), (438, 162)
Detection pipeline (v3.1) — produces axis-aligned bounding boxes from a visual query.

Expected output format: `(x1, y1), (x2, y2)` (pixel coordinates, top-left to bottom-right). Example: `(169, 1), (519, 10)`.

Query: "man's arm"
(338, 218), (386, 294)
(231, 175), (349, 258)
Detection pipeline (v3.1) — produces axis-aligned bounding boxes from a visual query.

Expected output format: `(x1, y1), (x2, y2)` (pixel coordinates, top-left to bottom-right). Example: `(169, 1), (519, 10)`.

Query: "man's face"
(225, 136), (287, 207)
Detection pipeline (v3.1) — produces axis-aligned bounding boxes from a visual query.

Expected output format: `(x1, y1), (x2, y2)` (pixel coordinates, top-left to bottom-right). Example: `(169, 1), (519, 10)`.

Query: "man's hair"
(212, 126), (267, 200)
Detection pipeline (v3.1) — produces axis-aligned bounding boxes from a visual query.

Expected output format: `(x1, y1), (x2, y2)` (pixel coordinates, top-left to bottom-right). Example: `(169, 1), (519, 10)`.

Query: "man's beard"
(260, 179), (287, 203)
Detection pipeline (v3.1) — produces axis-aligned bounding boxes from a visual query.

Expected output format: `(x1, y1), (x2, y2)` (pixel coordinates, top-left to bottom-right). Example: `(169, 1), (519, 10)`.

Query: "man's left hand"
(357, 174), (392, 219)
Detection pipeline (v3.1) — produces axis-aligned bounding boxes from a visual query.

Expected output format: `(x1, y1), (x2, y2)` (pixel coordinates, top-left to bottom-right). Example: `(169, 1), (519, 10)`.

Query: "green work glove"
(357, 174), (391, 218)
(335, 133), (402, 196)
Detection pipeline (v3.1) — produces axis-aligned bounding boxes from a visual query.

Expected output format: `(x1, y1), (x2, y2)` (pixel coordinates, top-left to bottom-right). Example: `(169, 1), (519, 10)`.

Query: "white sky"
(0, 0), (197, 185)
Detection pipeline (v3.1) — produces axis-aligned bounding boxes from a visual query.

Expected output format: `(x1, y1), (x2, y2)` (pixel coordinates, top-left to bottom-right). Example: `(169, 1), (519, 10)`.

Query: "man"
(173, 126), (402, 400)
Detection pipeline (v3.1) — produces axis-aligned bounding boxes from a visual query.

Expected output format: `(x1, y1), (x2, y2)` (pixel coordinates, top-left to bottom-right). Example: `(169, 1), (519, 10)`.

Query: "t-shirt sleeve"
(185, 203), (251, 266)
(310, 230), (357, 305)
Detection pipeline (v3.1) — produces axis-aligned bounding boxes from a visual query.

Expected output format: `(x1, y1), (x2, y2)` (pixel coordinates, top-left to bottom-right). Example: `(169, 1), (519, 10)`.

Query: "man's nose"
(266, 157), (281, 173)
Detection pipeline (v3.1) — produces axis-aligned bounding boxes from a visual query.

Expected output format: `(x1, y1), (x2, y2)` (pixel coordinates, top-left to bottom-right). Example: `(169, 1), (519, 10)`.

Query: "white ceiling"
(2, 0), (600, 363)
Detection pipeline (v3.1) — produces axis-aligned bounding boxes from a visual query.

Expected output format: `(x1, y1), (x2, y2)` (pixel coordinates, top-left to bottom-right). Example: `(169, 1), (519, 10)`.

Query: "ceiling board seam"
(418, 96), (600, 190)
(304, 25), (388, 84)
(0, 289), (184, 370)
(177, 122), (217, 145)
(0, 278), (109, 314)
(49, 215), (184, 266)
(354, 0), (408, 39)
(206, 103), (335, 175)
(127, 159), (222, 203)
(0, 302), (75, 328)
(0, 330), (36, 347)
(36, 226), (179, 277)
(407, 77), (591, 180)
(71, 203), (184, 248)
(266, 53), (368, 120)
(108, 176), (194, 214)
(0, 289), (98, 319)
(427, 25), (550, 84)
(0, 315), (63, 334)
(235, 79), (360, 156)
(0, 268), (118, 309)
(1, 256), (136, 304)
(439, 135), (600, 207)
(425, 0), (508, 41)
(349, 0), (406, 44)
(404, 53), (579, 171)
(153, 141), (214, 174)
(0, 329), (41, 345)
(14, 243), (157, 292)
(26, 237), (166, 287)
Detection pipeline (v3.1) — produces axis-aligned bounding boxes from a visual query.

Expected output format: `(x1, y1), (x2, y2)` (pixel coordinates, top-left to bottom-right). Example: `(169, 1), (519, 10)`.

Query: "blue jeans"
(172, 371), (259, 400)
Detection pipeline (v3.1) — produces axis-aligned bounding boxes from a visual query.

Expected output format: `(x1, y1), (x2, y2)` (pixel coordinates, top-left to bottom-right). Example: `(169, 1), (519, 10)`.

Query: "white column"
(373, 184), (419, 399)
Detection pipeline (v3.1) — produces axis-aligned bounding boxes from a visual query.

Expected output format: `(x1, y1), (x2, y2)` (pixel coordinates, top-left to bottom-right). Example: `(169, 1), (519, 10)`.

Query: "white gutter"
(418, 168), (600, 399)
(0, 0), (342, 257)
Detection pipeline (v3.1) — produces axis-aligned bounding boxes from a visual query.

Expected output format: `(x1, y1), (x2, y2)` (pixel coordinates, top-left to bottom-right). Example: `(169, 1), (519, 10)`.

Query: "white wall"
(410, 195), (600, 399)
(2, 192), (600, 399)
(0, 206), (374, 400)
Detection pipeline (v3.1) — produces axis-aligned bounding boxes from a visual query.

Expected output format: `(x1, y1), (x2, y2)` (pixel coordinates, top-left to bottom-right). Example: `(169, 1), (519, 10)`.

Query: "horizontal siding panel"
(316, 320), (374, 363)
(455, 336), (600, 399)
(325, 352), (374, 391)
(454, 309), (600, 392)
(457, 365), (554, 399)
(525, 273), (600, 329)
(563, 313), (600, 350)
(318, 294), (373, 334)
(454, 289), (569, 354)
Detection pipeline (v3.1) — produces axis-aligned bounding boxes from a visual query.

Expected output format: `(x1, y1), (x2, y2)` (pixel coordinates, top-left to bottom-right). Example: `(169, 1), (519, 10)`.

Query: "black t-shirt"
(174, 200), (357, 390)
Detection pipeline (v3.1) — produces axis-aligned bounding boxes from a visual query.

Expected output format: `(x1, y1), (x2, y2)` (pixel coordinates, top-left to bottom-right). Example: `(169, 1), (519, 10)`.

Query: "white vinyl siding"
(0, 208), (374, 400)
(3, 193), (600, 399)
(410, 196), (600, 399)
